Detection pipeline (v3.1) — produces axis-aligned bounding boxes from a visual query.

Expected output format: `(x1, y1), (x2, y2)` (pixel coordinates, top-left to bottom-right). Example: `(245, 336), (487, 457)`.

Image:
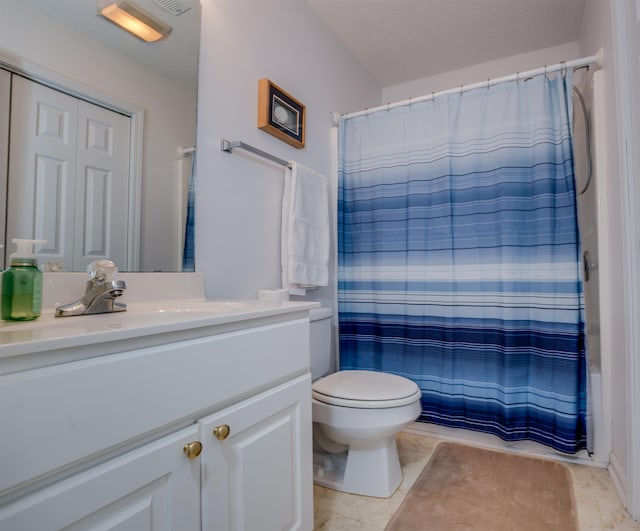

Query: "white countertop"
(0, 299), (320, 359)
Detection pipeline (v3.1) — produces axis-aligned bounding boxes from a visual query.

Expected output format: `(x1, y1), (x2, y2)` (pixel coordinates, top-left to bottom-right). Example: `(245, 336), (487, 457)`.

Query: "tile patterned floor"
(313, 431), (640, 530)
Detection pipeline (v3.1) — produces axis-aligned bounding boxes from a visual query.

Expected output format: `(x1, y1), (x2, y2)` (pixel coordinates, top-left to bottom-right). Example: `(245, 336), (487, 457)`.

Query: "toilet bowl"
(309, 308), (422, 498)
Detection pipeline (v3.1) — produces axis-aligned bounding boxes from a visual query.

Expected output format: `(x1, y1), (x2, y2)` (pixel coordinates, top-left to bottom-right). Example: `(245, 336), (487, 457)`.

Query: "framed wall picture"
(258, 78), (305, 149)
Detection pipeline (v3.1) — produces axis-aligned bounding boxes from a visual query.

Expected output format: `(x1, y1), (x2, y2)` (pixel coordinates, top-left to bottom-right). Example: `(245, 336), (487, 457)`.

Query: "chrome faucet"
(55, 260), (127, 317)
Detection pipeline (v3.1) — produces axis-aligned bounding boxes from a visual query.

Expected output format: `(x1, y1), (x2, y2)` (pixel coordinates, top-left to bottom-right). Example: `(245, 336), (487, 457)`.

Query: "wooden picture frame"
(257, 78), (305, 149)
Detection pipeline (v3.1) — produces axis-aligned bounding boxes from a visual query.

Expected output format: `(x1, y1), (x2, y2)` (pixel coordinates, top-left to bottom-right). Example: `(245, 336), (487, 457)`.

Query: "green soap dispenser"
(1, 239), (46, 321)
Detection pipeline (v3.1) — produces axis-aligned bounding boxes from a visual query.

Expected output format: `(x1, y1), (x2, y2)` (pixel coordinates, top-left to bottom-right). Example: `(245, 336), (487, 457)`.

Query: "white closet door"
(7, 77), (131, 271)
(7, 76), (78, 268)
(75, 101), (130, 271)
(0, 69), (10, 268)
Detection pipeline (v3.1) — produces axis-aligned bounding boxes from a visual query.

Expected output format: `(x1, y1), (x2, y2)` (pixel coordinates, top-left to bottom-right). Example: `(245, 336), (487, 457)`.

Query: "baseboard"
(608, 450), (629, 510)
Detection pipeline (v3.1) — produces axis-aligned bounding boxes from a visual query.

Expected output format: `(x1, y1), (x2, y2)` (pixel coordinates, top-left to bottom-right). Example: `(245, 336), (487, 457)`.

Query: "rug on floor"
(385, 441), (578, 531)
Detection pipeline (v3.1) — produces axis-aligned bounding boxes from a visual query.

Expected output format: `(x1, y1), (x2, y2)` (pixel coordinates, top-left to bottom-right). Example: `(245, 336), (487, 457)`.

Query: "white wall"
(195, 0), (379, 301)
(0, 0), (197, 272)
(381, 42), (579, 103)
(610, 0), (640, 516)
(578, 0), (630, 505)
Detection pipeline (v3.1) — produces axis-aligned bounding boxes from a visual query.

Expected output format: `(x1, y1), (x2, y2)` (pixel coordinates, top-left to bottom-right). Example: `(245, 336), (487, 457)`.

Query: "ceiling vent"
(152, 0), (191, 16)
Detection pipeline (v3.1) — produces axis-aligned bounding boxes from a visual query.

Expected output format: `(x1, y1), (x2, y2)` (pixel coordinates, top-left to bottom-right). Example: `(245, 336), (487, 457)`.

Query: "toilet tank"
(309, 307), (333, 380)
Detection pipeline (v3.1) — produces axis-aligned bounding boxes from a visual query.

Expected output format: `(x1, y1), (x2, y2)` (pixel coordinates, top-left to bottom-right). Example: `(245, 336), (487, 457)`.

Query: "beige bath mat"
(385, 441), (578, 531)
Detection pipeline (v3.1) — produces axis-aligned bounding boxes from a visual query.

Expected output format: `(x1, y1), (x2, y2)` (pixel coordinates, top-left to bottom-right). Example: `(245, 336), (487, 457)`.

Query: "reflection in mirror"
(0, 0), (200, 272)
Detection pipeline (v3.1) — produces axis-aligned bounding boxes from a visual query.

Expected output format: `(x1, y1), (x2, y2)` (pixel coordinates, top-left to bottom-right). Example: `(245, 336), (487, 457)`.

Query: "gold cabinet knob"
(183, 441), (203, 459)
(213, 424), (230, 440)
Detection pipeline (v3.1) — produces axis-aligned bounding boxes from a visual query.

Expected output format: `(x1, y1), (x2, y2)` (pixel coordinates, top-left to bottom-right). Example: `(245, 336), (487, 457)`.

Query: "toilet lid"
(312, 370), (421, 409)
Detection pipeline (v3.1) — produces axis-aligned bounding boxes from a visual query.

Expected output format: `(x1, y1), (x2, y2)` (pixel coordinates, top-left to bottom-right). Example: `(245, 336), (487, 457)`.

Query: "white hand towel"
(281, 161), (330, 293)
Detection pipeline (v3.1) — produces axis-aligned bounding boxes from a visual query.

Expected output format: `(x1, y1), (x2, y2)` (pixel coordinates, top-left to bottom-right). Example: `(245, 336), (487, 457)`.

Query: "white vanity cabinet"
(0, 304), (314, 531)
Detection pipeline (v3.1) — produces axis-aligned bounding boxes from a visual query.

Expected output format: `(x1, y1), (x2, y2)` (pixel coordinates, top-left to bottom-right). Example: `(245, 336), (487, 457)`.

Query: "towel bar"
(221, 139), (291, 169)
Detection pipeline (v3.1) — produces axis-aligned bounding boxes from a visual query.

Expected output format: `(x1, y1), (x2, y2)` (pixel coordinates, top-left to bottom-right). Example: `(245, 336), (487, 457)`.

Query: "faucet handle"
(87, 259), (119, 282)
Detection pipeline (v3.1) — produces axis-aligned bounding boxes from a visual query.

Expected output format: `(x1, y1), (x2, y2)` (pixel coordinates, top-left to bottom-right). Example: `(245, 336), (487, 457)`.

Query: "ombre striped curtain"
(337, 72), (588, 454)
(182, 152), (196, 272)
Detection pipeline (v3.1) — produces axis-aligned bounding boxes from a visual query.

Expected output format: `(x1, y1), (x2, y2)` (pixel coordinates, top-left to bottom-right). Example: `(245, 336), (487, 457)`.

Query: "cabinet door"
(200, 374), (313, 531)
(0, 425), (201, 531)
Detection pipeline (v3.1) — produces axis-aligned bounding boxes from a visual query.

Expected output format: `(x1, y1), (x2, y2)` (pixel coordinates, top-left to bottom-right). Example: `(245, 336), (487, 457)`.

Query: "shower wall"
(590, 69), (614, 465)
(574, 70), (598, 369)
(574, 68), (609, 464)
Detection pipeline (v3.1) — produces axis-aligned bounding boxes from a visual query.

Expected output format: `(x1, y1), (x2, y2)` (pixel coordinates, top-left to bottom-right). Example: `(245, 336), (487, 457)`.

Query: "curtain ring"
(561, 60), (567, 78)
(408, 96), (413, 108)
(516, 71), (520, 83)
(365, 108), (369, 118)
(386, 102), (390, 112)
(544, 64), (548, 78)
(431, 91), (435, 102)
(487, 78), (490, 91)
(460, 84), (463, 95)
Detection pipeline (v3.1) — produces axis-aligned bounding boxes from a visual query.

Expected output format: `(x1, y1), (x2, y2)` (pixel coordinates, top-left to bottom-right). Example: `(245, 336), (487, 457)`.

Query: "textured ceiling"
(305, 0), (588, 87)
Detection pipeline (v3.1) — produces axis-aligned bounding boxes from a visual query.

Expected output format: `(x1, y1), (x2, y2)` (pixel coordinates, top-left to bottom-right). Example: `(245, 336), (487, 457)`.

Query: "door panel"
(75, 101), (130, 270)
(7, 76), (77, 267)
(6, 76), (130, 271)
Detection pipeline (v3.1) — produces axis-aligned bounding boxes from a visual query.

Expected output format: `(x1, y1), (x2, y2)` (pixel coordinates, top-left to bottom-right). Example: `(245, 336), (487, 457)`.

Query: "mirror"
(0, 0), (200, 272)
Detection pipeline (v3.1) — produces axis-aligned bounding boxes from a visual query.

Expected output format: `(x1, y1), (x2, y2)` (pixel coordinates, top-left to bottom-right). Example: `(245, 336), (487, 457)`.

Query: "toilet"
(309, 307), (422, 498)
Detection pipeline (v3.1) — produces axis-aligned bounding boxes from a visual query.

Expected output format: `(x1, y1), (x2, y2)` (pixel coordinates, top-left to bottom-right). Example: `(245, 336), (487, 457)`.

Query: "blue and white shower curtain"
(182, 152), (196, 272)
(338, 72), (588, 454)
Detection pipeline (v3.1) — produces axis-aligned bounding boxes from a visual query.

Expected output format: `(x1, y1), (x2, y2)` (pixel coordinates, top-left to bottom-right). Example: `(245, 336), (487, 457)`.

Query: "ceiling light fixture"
(97, 0), (172, 42)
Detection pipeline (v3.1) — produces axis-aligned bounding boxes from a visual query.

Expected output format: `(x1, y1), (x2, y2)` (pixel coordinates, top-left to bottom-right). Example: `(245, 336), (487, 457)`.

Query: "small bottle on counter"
(1, 239), (46, 321)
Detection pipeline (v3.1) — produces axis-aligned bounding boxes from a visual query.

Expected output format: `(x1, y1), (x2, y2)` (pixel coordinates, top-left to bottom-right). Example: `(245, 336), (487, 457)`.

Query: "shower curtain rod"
(336, 49), (603, 122)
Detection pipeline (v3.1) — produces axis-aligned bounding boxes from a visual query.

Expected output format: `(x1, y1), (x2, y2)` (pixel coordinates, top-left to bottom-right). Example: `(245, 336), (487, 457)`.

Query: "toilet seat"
(312, 370), (421, 409)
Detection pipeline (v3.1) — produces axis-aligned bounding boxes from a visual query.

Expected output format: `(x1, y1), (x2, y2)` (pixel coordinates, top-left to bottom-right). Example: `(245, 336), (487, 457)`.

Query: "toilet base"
(312, 436), (402, 498)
